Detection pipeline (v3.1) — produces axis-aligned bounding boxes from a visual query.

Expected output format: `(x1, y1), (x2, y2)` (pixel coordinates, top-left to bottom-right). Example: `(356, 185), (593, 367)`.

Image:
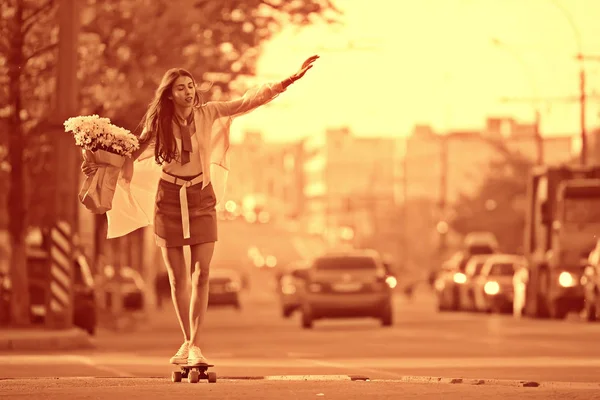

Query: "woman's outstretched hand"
(291, 55), (319, 81)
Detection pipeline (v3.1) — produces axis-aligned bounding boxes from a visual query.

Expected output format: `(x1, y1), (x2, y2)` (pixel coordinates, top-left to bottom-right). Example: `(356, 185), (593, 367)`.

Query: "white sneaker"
(169, 341), (190, 365)
(187, 345), (209, 366)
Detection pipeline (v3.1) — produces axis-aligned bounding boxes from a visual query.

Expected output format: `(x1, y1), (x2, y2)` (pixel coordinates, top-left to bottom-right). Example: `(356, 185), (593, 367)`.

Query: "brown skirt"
(154, 173), (218, 247)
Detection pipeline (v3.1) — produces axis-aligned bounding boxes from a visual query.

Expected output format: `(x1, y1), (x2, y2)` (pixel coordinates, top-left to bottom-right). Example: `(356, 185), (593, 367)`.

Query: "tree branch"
(24, 42), (58, 63)
(22, 0), (55, 36)
(0, 36), (10, 54)
(258, 0), (278, 9)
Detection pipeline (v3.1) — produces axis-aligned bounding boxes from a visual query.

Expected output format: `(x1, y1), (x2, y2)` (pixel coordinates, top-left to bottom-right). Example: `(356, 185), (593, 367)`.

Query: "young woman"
(84, 55), (319, 366)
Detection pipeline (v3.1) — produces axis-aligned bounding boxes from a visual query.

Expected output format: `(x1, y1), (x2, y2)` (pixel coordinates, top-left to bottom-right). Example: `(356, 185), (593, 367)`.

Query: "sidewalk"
(0, 326), (94, 351)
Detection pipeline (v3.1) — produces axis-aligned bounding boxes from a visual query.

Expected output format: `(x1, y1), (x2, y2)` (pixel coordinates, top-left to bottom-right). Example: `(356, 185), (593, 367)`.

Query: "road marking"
(69, 355), (134, 378)
(0, 355), (133, 378)
(303, 357), (600, 369)
(210, 352), (234, 358)
(306, 358), (404, 379)
(291, 237), (311, 259)
(264, 375), (353, 381)
(5, 354), (600, 370)
(287, 352), (325, 358)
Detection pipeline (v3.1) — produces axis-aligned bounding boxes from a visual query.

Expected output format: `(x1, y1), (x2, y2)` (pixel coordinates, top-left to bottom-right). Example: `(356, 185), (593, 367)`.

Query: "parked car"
(0, 268), (11, 326)
(582, 240), (600, 321)
(472, 254), (526, 313)
(0, 237), (9, 326)
(27, 246), (98, 334)
(276, 260), (310, 318)
(294, 249), (396, 329)
(72, 250), (98, 334)
(102, 265), (145, 311)
(208, 268), (242, 309)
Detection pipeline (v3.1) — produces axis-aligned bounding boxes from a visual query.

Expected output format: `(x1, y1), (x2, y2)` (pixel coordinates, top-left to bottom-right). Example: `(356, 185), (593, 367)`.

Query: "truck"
(522, 164), (600, 319)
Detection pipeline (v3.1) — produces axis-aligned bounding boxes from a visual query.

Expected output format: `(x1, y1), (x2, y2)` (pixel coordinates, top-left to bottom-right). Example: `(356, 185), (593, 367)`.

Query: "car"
(27, 246), (98, 334)
(472, 254), (526, 313)
(294, 249), (396, 329)
(435, 234), (498, 312)
(102, 265), (145, 311)
(0, 237), (9, 326)
(276, 260), (310, 318)
(208, 268), (242, 309)
(457, 254), (493, 311)
(464, 231), (499, 254)
(72, 250), (98, 334)
(434, 252), (467, 311)
(582, 240), (600, 322)
(0, 268), (11, 326)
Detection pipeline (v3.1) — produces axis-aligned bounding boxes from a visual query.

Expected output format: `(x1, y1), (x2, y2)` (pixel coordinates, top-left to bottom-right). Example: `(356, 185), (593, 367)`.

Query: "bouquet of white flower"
(64, 114), (140, 214)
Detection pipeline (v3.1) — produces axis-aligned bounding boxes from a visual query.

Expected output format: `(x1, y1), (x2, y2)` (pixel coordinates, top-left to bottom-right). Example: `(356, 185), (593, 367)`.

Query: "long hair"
(140, 68), (202, 164)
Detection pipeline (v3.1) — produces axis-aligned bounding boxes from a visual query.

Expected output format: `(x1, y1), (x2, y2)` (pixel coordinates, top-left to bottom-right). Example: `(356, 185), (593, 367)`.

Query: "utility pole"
(545, 0), (593, 164)
(438, 135), (449, 255)
(46, 0), (81, 329)
(578, 54), (588, 165)
(534, 109), (543, 165)
(491, 37), (544, 165)
(500, 87), (600, 164)
(401, 143), (408, 270)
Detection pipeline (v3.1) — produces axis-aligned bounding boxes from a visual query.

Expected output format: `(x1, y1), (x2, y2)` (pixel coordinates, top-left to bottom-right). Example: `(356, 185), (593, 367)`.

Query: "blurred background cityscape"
(1, 1), (600, 386)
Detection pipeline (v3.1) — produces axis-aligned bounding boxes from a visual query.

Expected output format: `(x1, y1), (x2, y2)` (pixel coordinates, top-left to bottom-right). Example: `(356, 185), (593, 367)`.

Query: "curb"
(262, 375), (369, 381)
(0, 328), (95, 352)
(374, 375), (600, 390)
(1, 375), (599, 389)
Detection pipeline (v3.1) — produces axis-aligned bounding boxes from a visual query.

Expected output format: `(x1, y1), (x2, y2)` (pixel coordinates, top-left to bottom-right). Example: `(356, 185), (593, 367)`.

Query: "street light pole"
(491, 38), (544, 165)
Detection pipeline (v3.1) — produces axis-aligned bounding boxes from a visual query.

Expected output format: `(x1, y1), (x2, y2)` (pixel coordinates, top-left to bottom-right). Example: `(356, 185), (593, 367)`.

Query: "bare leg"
(160, 246), (191, 342)
(188, 242), (215, 347)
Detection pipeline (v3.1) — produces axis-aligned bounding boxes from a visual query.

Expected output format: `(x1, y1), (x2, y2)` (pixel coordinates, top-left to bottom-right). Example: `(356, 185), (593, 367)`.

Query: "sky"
(231, 0), (600, 144)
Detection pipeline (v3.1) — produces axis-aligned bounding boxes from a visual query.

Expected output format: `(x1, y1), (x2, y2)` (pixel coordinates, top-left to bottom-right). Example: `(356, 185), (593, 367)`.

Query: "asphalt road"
(2, 378), (599, 400)
(2, 286), (600, 383)
(2, 219), (600, 398)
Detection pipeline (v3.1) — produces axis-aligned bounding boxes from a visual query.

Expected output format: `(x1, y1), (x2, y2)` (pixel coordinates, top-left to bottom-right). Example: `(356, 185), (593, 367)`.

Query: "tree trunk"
(7, 3), (31, 327)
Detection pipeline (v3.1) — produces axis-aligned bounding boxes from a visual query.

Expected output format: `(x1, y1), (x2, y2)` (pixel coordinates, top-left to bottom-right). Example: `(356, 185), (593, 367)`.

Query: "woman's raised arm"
(207, 55), (319, 118)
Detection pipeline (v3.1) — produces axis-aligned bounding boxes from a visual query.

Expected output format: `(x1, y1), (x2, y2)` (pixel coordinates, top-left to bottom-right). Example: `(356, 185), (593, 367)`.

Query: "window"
(489, 262), (515, 276)
(314, 256), (377, 271)
(564, 198), (600, 223)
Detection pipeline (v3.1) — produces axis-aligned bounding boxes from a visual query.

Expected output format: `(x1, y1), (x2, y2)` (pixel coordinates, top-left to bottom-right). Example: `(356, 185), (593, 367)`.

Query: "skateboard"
(171, 363), (217, 383)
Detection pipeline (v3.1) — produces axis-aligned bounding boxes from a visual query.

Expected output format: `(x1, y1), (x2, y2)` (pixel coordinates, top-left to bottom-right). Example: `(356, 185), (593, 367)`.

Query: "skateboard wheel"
(207, 371), (217, 383)
(188, 370), (200, 383)
(172, 371), (182, 383)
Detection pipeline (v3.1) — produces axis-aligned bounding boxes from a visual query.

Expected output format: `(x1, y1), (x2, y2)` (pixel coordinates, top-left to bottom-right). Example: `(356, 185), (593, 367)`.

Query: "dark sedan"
(208, 268), (242, 309)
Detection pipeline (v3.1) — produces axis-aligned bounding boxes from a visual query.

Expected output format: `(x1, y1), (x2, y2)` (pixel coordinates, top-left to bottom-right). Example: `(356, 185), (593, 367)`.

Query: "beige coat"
(106, 82), (286, 239)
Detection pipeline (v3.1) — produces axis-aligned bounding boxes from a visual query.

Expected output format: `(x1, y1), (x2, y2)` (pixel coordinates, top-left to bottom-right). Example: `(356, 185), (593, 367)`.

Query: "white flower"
(64, 114), (139, 157)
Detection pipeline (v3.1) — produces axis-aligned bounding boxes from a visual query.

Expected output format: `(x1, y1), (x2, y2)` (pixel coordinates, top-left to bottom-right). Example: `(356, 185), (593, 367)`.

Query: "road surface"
(2, 219), (600, 398)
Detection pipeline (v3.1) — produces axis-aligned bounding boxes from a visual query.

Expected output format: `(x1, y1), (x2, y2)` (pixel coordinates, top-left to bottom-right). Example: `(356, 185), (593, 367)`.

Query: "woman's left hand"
(291, 55), (319, 81)
(122, 157), (134, 183)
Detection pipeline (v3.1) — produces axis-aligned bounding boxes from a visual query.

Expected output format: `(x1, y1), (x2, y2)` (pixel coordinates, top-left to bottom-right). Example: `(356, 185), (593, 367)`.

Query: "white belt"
(161, 172), (203, 239)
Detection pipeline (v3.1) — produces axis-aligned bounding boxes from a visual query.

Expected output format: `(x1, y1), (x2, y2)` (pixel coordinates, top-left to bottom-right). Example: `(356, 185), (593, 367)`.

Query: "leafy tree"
(0, 0), (340, 326)
(449, 139), (533, 254)
(1, 0), (59, 326)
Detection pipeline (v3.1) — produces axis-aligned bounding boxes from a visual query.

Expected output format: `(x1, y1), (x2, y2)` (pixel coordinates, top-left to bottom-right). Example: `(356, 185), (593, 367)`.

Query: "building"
(403, 116), (577, 209)
(226, 131), (306, 221)
(302, 127), (398, 248)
